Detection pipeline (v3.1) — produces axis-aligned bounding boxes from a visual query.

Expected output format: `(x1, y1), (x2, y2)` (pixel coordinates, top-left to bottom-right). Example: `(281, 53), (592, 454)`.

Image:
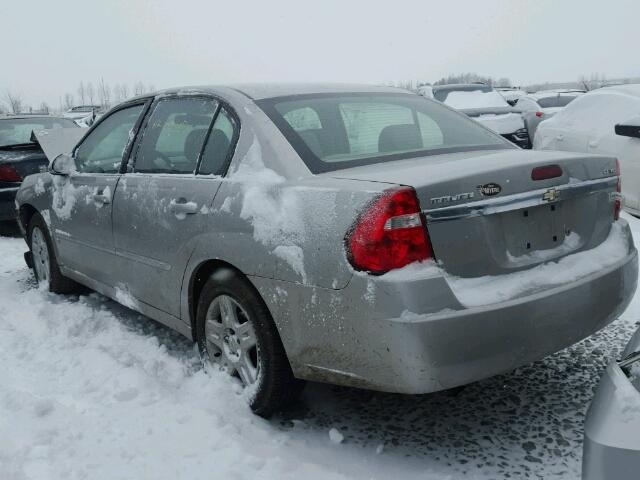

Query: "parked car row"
(420, 83), (531, 148)
(419, 84), (587, 149)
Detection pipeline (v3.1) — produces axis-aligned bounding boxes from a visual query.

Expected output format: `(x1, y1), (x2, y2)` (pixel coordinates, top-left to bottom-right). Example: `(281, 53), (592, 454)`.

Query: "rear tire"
(195, 269), (304, 417)
(27, 213), (80, 294)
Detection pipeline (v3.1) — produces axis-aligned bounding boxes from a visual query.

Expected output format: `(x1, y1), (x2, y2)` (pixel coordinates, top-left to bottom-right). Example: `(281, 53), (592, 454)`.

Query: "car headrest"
(184, 128), (208, 165)
(378, 124), (422, 153)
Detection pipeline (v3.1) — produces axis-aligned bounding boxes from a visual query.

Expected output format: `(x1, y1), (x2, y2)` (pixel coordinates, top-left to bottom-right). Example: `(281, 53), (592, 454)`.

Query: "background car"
(582, 326), (640, 479)
(534, 84), (640, 216)
(516, 90), (583, 141)
(431, 83), (531, 148)
(63, 105), (104, 126)
(0, 115), (78, 233)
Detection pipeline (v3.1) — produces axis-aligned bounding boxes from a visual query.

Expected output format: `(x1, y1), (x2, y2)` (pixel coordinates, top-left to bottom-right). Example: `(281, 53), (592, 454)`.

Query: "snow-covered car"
(14, 83), (637, 417)
(0, 115), (79, 231)
(534, 85), (640, 216)
(582, 326), (640, 479)
(432, 84), (531, 148)
(516, 91), (583, 141)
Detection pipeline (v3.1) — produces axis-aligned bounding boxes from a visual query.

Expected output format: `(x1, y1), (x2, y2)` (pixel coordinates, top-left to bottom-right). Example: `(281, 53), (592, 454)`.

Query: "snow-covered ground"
(1, 215), (639, 479)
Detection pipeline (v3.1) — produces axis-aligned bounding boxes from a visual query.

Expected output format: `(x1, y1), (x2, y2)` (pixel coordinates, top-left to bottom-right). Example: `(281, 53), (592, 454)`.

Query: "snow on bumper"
(255, 221), (638, 394)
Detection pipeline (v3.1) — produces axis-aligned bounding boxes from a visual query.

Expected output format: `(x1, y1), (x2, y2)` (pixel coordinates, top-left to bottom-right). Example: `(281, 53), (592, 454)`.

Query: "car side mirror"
(50, 153), (75, 176)
(615, 116), (640, 139)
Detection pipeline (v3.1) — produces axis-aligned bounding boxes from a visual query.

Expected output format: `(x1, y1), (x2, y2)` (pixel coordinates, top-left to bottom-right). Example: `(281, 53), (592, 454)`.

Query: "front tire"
(195, 269), (303, 417)
(27, 213), (79, 294)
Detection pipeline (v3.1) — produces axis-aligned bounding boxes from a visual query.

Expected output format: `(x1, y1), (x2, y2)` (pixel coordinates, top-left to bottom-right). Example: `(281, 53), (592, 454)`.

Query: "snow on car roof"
(442, 90), (510, 109)
(600, 83), (640, 98)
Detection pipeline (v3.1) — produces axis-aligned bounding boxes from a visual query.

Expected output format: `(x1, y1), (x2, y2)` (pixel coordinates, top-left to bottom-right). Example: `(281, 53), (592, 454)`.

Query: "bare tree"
(4, 91), (23, 114)
(133, 81), (145, 96)
(112, 84), (123, 103)
(63, 93), (75, 110)
(39, 102), (50, 114)
(77, 82), (86, 105)
(86, 81), (95, 105)
(98, 77), (111, 109)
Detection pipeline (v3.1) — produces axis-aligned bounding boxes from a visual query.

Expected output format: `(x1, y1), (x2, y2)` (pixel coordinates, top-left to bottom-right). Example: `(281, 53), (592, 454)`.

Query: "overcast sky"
(2, 0), (639, 108)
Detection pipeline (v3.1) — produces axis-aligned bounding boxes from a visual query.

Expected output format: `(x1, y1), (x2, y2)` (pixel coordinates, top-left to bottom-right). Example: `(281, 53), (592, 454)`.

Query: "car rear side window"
(134, 97), (218, 174)
(258, 93), (510, 173)
(198, 107), (238, 176)
(74, 104), (144, 174)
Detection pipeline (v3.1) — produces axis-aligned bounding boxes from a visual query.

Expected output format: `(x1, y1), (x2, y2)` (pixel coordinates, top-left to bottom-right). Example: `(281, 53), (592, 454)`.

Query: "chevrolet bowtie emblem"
(542, 188), (559, 203)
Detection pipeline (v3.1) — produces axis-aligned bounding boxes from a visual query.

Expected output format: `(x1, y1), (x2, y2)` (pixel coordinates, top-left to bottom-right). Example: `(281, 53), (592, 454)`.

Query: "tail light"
(0, 164), (22, 182)
(614, 159), (621, 221)
(535, 111), (544, 118)
(346, 187), (433, 274)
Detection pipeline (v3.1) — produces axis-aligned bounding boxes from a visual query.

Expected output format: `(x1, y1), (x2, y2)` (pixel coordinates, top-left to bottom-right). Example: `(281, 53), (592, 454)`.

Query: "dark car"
(0, 115), (78, 231)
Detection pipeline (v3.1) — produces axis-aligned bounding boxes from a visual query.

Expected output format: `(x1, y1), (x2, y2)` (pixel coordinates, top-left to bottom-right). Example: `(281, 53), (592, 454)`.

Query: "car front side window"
(74, 104), (144, 174)
(133, 97), (218, 174)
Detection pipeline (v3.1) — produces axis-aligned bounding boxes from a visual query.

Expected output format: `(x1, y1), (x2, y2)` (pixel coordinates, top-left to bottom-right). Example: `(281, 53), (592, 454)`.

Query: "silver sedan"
(15, 83), (638, 416)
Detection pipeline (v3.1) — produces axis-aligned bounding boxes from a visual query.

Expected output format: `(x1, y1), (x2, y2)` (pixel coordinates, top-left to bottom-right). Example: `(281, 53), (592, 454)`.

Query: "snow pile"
(0, 236), (435, 480)
(234, 137), (307, 282)
(506, 231), (581, 267)
(444, 90), (510, 109)
(447, 222), (629, 307)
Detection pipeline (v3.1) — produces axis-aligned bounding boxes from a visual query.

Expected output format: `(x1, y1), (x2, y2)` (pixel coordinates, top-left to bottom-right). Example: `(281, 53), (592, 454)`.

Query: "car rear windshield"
(537, 95), (578, 108)
(0, 117), (78, 147)
(257, 93), (512, 173)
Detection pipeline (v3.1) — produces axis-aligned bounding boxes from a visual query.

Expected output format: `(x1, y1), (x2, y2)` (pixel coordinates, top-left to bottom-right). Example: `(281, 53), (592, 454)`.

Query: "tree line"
(1, 79), (156, 115)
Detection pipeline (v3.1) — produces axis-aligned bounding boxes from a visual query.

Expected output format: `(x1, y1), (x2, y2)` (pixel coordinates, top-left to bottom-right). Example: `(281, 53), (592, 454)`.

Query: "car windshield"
(258, 93), (511, 173)
(439, 89), (511, 109)
(0, 117), (78, 147)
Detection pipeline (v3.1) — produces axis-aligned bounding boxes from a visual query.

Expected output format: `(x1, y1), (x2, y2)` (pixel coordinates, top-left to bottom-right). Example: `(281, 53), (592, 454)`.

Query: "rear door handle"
(93, 194), (111, 204)
(169, 199), (198, 215)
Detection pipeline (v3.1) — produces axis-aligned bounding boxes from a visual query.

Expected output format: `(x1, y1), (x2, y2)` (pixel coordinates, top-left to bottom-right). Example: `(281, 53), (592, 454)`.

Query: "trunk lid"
(330, 149), (618, 277)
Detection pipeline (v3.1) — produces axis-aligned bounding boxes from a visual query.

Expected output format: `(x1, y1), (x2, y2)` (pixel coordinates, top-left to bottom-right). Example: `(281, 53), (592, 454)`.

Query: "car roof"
(431, 83), (492, 92)
(143, 83), (413, 101)
(599, 84), (640, 98)
(0, 115), (70, 120)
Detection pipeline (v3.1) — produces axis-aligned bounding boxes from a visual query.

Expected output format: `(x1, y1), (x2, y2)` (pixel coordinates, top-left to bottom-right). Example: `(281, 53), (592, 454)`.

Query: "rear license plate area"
(501, 202), (568, 258)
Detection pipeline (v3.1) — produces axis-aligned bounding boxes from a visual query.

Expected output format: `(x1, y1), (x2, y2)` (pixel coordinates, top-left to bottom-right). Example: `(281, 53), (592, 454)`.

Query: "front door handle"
(93, 193), (111, 204)
(169, 199), (198, 215)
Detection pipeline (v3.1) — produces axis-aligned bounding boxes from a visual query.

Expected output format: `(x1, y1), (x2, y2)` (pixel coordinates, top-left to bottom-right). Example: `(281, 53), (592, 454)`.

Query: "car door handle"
(169, 199), (198, 214)
(93, 194), (111, 204)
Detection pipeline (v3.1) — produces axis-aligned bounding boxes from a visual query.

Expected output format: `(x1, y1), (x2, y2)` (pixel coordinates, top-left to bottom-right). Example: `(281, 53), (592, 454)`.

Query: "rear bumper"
(255, 223), (638, 394)
(0, 186), (19, 222)
(583, 359), (640, 479)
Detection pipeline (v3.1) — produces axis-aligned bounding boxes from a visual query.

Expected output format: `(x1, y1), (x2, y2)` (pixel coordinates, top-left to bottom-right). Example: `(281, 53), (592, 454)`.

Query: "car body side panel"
(111, 174), (223, 317)
(178, 176), (389, 330)
(583, 364), (640, 480)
